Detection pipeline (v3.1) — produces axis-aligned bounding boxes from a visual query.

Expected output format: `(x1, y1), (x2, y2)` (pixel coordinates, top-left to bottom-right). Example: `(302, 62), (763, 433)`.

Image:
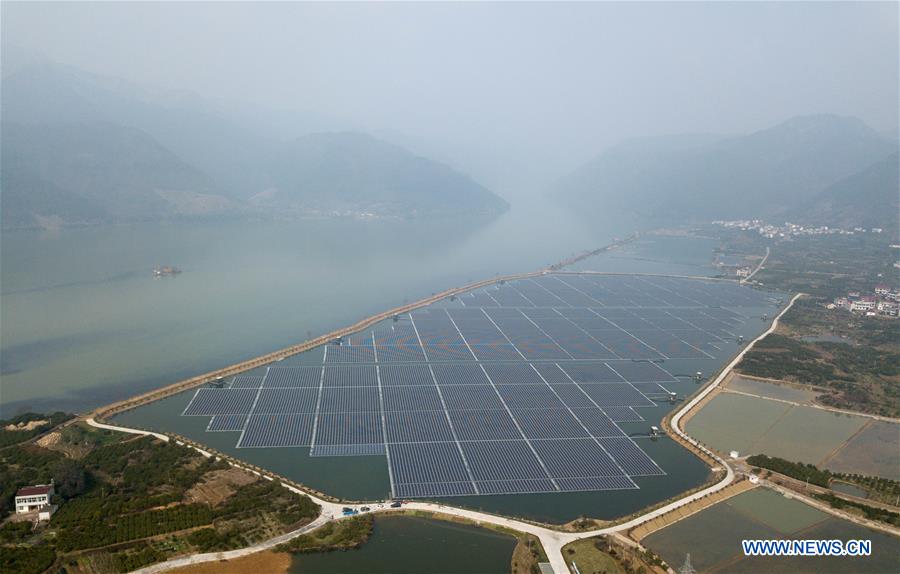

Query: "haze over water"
(1, 199), (641, 414)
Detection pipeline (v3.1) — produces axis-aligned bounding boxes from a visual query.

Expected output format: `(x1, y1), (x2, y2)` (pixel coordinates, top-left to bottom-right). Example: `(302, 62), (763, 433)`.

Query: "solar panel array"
(182, 274), (770, 498)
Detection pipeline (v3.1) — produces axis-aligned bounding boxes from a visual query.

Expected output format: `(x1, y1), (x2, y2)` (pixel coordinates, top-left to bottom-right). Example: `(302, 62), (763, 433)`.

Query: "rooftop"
(16, 485), (52, 497)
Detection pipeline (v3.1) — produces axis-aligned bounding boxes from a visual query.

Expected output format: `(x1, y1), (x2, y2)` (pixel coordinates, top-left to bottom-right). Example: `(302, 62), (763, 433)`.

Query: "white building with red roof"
(15, 484), (54, 514)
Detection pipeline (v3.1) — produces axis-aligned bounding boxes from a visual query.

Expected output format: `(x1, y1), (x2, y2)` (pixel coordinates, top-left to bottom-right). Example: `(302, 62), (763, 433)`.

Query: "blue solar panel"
(604, 361), (676, 382)
(439, 385), (505, 410)
(602, 406), (646, 422)
(238, 414), (314, 448)
(325, 345), (377, 363)
(558, 362), (624, 383)
(253, 388), (319, 414)
(314, 412), (383, 446)
(512, 409), (590, 440)
(422, 345), (476, 362)
(447, 409), (522, 441)
(310, 443), (386, 457)
(482, 363), (545, 385)
(556, 475), (637, 492)
(496, 385), (565, 410)
(600, 437), (665, 476)
(375, 345), (427, 363)
(430, 364), (490, 386)
(469, 344), (523, 361)
(571, 408), (626, 437)
(231, 375), (264, 389)
(580, 383), (656, 408)
(385, 410), (455, 443)
(382, 386), (443, 412)
(389, 442), (473, 489)
(322, 365), (378, 387)
(392, 481), (477, 498)
(475, 478), (559, 495)
(264, 367), (322, 388)
(319, 387), (380, 413)
(531, 438), (624, 479)
(548, 384), (597, 409)
(207, 414), (246, 432)
(378, 364), (434, 386)
(183, 389), (257, 416)
(460, 440), (550, 481)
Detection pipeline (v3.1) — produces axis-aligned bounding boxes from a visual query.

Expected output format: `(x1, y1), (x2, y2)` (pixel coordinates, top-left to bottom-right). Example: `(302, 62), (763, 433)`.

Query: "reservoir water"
(2, 199), (642, 414)
(287, 515), (517, 574)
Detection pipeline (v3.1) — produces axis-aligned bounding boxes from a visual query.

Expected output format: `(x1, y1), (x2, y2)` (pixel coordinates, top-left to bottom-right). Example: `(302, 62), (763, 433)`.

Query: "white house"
(15, 484), (53, 514)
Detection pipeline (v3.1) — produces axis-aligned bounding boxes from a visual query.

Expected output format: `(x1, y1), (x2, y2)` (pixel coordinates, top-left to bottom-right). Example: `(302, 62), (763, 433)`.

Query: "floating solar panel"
(422, 345), (476, 362)
(253, 388), (319, 415)
(375, 345), (427, 363)
(531, 438), (624, 479)
(512, 408), (590, 440)
(559, 362), (624, 383)
(496, 384), (566, 410)
(469, 344), (523, 361)
(580, 383), (656, 408)
(438, 385), (505, 410)
(185, 271), (779, 498)
(446, 409), (523, 441)
(310, 443), (386, 457)
(385, 410), (455, 443)
(373, 326), (419, 346)
(323, 365), (378, 387)
(460, 440), (550, 482)
(314, 412), (383, 446)
(604, 361), (676, 383)
(265, 367), (323, 388)
(238, 414), (314, 448)
(231, 375), (264, 389)
(392, 481), (477, 498)
(389, 442), (474, 491)
(601, 406), (647, 422)
(325, 345), (377, 364)
(599, 437), (665, 476)
(207, 414), (246, 432)
(430, 364), (490, 386)
(183, 388), (258, 416)
(378, 364), (434, 387)
(482, 363), (545, 386)
(319, 387), (380, 413)
(382, 386), (443, 412)
(556, 475), (637, 492)
(570, 408), (626, 437)
(548, 384), (598, 409)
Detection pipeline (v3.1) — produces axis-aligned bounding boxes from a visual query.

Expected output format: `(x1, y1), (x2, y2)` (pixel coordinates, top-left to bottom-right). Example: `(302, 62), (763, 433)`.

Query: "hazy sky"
(3, 1), (898, 192)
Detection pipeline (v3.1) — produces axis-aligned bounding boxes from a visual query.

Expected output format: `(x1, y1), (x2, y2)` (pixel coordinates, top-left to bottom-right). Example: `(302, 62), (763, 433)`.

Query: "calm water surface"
(2, 200), (642, 414)
(288, 515), (516, 574)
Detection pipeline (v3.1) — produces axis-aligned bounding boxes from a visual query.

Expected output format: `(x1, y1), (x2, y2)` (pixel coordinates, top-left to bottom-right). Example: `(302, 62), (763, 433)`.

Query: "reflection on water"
(1, 199), (640, 413)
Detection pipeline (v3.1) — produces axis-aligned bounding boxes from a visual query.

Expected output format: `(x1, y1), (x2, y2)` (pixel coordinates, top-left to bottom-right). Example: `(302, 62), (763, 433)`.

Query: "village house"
(15, 484), (54, 515)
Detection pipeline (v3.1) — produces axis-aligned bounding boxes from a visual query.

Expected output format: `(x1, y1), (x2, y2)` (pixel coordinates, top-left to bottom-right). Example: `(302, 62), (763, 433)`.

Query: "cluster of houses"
(830, 285), (899, 318)
(713, 219), (884, 239)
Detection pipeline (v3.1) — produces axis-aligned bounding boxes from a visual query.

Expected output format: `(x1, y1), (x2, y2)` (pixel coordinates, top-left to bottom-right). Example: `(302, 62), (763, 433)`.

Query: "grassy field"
(563, 538), (624, 574)
(644, 487), (900, 573)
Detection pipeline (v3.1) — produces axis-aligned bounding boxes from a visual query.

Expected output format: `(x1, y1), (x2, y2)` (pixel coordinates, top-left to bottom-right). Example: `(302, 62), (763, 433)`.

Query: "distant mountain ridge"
(261, 132), (508, 216)
(556, 115), (897, 223)
(1, 61), (508, 229)
(788, 152), (899, 235)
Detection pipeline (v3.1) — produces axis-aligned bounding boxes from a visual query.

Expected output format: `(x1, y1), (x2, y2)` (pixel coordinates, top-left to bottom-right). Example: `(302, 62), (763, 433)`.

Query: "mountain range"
(555, 115), (898, 231)
(1, 60), (509, 229)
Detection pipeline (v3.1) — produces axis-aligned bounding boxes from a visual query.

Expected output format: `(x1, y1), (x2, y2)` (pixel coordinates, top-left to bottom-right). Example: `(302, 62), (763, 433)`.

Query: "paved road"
(106, 292), (858, 574)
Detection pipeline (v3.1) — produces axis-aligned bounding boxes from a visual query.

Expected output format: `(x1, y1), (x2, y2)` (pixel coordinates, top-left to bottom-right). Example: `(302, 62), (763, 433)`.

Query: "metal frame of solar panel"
(176, 271), (779, 497)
